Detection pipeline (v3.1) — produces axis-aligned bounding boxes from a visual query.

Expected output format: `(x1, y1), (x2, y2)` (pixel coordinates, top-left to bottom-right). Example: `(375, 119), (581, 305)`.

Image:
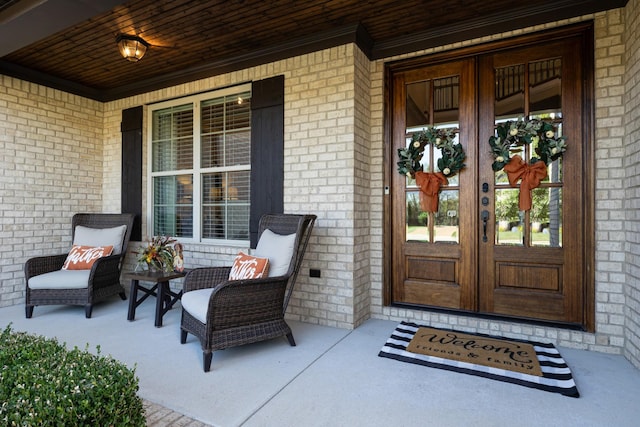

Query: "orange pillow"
(228, 251), (270, 280)
(62, 245), (114, 270)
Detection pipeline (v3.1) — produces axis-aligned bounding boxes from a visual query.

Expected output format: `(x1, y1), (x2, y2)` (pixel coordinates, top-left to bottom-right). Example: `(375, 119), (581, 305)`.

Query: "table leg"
(127, 279), (139, 321)
(155, 281), (168, 327)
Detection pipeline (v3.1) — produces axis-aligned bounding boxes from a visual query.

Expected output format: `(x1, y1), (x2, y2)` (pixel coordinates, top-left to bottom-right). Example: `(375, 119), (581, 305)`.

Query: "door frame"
(382, 22), (595, 331)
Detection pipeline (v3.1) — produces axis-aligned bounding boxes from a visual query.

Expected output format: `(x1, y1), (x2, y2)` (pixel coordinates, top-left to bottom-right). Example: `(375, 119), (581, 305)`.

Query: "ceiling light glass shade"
(116, 34), (149, 62)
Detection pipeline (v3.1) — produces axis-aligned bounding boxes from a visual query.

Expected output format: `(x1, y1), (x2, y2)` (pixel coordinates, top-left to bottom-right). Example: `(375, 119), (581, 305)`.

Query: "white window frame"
(146, 83), (252, 245)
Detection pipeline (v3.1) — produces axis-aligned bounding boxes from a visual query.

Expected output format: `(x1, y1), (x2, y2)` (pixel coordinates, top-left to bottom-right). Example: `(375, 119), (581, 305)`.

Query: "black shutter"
(250, 75), (285, 248)
(121, 106), (143, 242)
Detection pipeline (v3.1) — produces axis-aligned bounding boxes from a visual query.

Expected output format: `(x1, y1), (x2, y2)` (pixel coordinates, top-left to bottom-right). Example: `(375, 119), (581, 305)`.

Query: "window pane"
(152, 105), (193, 172)
(226, 130), (251, 166)
(202, 170), (250, 240)
(226, 93), (251, 130)
(201, 134), (223, 169)
(201, 92), (251, 169)
(153, 175), (193, 238)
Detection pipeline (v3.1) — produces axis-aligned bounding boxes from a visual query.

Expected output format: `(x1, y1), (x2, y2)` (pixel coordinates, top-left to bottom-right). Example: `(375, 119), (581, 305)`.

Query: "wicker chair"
(25, 213), (135, 318)
(180, 213), (316, 372)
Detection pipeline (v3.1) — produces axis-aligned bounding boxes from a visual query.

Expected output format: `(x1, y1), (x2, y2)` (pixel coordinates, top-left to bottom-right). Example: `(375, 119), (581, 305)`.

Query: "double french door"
(388, 27), (592, 328)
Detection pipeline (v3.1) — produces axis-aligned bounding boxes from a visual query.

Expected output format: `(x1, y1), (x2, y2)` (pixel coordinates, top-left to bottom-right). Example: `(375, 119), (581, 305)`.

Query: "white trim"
(145, 83), (252, 243)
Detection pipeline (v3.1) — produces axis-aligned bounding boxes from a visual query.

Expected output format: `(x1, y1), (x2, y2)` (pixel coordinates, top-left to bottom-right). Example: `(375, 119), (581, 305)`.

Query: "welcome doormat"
(378, 321), (580, 398)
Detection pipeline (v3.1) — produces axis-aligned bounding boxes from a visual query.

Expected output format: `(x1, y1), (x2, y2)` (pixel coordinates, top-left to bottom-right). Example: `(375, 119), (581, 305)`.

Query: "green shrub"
(0, 325), (145, 426)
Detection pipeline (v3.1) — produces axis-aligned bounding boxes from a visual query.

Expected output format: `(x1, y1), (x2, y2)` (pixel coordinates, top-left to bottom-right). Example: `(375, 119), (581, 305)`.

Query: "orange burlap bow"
(415, 171), (448, 213)
(503, 155), (548, 211)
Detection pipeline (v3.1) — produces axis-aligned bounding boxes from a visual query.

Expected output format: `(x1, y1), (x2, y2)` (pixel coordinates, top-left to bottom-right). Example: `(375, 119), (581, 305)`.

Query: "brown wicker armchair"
(180, 213), (316, 372)
(25, 213), (135, 318)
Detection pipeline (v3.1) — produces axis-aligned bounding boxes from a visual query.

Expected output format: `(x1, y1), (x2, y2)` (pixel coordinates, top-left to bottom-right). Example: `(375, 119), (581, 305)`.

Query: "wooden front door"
(388, 26), (592, 328)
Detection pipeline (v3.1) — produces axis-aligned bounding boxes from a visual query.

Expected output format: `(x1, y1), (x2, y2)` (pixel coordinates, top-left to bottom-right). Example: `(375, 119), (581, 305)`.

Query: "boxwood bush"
(0, 325), (146, 426)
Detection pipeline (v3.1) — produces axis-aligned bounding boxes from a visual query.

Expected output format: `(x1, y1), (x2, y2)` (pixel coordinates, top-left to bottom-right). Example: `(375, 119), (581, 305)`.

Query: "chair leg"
(25, 305), (34, 318)
(119, 291), (127, 300)
(203, 352), (213, 372)
(180, 329), (188, 344)
(85, 305), (93, 318)
(286, 332), (296, 346)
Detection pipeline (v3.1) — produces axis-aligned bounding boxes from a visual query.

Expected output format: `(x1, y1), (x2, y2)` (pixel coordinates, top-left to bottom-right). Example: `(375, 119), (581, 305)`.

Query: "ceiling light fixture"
(116, 34), (149, 62)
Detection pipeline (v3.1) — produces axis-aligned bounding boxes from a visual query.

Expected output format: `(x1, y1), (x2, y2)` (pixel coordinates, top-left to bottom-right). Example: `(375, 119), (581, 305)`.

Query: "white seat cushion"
(28, 270), (91, 290)
(181, 288), (215, 324)
(74, 225), (127, 255)
(253, 229), (296, 277)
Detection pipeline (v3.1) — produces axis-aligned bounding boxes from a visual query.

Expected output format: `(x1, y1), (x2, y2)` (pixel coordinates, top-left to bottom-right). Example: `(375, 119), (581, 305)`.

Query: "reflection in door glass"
(495, 188), (523, 246)
(435, 190), (459, 243)
(406, 191), (429, 242)
(495, 64), (524, 120)
(530, 187), (562, 247)
(406, 81), (431, 129)
(433, 76), (460, 125)
(529, 58), (561, 116)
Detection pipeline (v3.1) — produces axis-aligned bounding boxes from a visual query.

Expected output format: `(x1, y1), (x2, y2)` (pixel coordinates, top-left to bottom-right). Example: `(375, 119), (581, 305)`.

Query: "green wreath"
(397, 126), (466, 178)
(489, 119), (567, 171)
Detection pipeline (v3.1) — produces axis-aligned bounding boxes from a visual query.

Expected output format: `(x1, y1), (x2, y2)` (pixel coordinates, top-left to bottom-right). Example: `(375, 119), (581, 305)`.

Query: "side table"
(123, 270), (187, 327)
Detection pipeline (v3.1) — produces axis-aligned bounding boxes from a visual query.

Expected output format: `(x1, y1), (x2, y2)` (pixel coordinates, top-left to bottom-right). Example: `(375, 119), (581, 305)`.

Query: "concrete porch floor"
(2, 296), (639, 427)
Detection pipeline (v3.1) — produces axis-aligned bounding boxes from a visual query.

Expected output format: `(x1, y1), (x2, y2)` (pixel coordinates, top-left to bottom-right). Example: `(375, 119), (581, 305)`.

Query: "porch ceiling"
(0, 0), (628, 102)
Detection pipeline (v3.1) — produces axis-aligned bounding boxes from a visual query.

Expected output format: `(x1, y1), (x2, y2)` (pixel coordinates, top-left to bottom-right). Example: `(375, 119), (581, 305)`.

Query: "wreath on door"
(488, 119), (567, 211)
(397, 126), (466, 212)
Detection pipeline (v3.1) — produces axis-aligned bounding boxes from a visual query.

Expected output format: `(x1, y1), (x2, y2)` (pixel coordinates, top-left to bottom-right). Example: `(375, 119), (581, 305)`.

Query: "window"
(148, 84), (251, 243)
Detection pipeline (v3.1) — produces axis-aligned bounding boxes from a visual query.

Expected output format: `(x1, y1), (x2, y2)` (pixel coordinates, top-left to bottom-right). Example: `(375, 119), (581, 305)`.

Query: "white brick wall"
(623, 0), (640, 369)
(0, 78), (105, 307)
(103, 45), (362, 328)
(1, 4), (639, 369)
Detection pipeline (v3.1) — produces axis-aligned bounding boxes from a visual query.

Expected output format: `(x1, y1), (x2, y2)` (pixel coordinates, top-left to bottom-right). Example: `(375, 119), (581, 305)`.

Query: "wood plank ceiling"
(0, 0), (629, 101)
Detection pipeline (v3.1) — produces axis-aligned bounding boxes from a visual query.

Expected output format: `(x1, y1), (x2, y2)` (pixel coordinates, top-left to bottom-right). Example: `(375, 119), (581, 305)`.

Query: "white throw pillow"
(253, 229), (296, 277)
(73, 225), (127, 255)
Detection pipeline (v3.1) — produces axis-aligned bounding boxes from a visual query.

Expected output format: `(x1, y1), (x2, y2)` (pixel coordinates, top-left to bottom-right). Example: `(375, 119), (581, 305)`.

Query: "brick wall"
(593, 9), (628, 351)
(1, 4), (639, 366)
(353, 46), (372, 327)
(103, 45), (362, 328)
(0, 78), (105, 307)
(624, 0), (640, 369)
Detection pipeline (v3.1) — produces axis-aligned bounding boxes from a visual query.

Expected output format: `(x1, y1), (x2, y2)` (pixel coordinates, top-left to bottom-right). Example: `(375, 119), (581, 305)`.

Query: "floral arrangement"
(397, 126), (466, 178)
(489, 119), (567, 171)
(136, 235), (176, 272)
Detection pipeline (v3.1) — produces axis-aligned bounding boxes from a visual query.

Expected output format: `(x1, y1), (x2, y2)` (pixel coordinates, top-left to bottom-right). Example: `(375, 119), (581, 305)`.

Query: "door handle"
(481, 210), (489, 242)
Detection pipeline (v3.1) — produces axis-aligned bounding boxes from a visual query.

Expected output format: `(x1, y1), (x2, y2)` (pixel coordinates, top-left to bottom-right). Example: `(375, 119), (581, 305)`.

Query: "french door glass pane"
(495, 64), (524, 120)
(405, 76), (461, 244)
(493, 58), (564, 248)
(434, 190), (459, 243)
(406, 191), (428, 242)
(530, 187), (562, 247)
(495, 188), (523, 246)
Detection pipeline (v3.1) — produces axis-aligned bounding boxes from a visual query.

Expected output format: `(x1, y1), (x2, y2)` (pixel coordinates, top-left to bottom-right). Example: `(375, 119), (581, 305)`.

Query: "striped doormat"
(379, 321), (580, 398)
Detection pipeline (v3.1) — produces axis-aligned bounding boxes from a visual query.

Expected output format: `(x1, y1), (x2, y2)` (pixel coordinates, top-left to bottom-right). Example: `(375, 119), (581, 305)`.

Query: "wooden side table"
(124, 270), (186, 327)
